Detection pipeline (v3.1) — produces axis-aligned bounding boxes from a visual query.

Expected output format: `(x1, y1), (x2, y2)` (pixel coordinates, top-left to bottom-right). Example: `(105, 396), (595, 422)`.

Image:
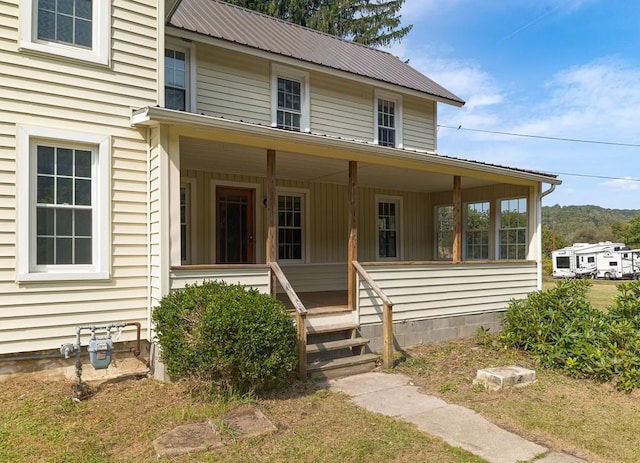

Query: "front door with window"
(216, 187), (255, 264)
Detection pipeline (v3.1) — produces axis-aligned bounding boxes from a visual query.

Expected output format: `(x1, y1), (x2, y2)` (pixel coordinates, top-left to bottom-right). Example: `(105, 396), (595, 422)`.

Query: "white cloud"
(600, 178), (640, 192)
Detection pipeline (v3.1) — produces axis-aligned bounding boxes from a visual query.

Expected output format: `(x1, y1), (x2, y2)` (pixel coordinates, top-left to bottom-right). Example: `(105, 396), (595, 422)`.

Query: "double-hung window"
(17, 126), (110, 281)
(435, 205), (453, 259)
(375, 90), (402, 148)
(465, 202), (490, 259)
(20, 0), (110, 65)
(271, 65), (309, 132)
(498, 198), (528, 260)
(377, 196), (402, 260)
(277, 192), (307, 262)
(165, 48), (188, 111)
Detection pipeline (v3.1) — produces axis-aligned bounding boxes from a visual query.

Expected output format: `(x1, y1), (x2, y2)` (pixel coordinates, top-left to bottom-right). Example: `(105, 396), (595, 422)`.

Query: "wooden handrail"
(269, 262), (307, 378)
(352, 261), (394, 369)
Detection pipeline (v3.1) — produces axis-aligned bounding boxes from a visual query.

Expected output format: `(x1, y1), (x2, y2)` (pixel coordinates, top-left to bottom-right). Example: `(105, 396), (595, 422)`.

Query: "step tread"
(306, 337), (369, 354)
(308, 353), (378, 372)
(307, 323), (359, 335)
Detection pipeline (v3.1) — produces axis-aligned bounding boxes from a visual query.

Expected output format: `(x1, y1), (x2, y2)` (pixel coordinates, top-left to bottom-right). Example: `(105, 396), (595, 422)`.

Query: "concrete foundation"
(0, 340), (150, 382)
(359, 311), (504, 353)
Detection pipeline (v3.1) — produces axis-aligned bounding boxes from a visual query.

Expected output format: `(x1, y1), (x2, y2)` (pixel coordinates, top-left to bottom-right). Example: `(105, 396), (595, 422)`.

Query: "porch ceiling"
(180, 137), (496, 193)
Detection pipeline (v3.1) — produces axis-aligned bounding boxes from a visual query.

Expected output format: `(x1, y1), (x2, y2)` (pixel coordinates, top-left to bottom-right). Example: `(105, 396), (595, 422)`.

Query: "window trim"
(271, 64), (310, 133)
(276, 187), (310, 264)
(463, 201), (490, 260)
(375, 195), (402, 261)
(374, 89), (403, 148)
(17, 125), (110, 282)
(164, 39), (196, 111)
(497, 196), (528, 260)
(19, 0), (110, 65)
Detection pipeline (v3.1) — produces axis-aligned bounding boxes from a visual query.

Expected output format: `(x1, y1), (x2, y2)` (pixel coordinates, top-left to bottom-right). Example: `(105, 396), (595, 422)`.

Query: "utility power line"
(437, 124), (640, 148)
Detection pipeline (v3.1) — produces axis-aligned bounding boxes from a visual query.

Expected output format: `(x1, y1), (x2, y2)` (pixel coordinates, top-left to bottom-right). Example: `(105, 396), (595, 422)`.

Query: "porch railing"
(269, 262), (308, 378)
(353, 261), (394, 369)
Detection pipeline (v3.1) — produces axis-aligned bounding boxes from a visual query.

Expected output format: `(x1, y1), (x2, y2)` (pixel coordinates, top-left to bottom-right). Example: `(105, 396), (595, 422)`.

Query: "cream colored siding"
(149, 126), (162, 310)
(170, 267), (270, 293)
(403, 96), (436, 151)
(279, 263), (347, 292)
(196, 45), (271, 125)
(0, 0), (158, 354)
(310, 73), (373, 142)
(358, 262), (537, 325)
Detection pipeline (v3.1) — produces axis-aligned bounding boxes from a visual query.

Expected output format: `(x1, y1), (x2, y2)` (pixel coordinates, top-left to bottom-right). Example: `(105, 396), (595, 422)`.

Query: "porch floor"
(277, 290), (350, 314)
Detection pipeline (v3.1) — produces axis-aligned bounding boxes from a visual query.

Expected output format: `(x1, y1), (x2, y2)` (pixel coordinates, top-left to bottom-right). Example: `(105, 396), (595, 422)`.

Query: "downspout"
(537, 184), (556, 289)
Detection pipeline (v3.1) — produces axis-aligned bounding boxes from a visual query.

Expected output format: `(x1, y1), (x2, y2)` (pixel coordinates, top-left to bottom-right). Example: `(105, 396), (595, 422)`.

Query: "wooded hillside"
(542, 204), (640, 255)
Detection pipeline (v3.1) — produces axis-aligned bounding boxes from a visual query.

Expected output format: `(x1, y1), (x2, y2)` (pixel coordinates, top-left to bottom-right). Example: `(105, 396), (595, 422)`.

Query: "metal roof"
(168, 0), (465, 106)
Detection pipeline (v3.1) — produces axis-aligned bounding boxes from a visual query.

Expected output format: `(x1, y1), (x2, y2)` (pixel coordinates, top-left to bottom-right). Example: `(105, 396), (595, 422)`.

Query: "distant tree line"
(542, 205), (640, 257)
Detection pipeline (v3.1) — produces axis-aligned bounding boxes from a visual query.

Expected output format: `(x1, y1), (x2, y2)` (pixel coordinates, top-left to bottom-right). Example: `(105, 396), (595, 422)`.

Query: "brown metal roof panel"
(169, 0), (465, 105)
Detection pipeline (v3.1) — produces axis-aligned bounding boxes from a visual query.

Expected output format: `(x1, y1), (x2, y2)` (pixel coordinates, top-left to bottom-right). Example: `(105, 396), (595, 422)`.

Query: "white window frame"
(464, 201), (490, 260)
(164, 39), (196, 111)
(374, 89), (403, 148)
(497, 197), (528, 260)
(276, 187), (310, 264)
(180, 178), (197, 265)
(434, 204), (453, 260)
(271, 64), (310, 133)
(16, 125), (110, 282)
(19, 0), (110, 65)
(375, 195), (402, 261)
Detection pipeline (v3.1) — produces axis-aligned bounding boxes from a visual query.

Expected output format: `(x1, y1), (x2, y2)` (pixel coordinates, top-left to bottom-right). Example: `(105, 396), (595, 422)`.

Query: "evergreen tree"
(225, 0), (412, 47)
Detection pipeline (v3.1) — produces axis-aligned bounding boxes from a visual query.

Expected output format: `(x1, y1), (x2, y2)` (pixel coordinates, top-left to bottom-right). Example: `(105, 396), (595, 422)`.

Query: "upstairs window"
(20, 0), (109, 65)
(271, 65), (310, 132)
(374, 90), (402, 148)
(498, 198), (528, 260)
(37, 0), (92, 48)
(465, 201), (490, 259)
(165, 48), (187, 111)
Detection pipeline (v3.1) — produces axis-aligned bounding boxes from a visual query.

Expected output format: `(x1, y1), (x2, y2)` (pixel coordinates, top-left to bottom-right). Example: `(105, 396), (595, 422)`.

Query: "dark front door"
(216, 186), (255, 264)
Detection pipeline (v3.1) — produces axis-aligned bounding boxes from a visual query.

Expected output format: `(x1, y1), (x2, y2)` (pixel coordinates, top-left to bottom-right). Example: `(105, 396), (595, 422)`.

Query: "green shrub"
(152, 280), (297, 395)
(500, 279), (640, 391)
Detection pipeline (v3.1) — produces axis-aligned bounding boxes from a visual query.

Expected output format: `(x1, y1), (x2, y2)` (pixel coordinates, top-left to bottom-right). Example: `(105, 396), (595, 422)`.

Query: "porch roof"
(132, 106), (561, 188)
(167, 0), (465, 107)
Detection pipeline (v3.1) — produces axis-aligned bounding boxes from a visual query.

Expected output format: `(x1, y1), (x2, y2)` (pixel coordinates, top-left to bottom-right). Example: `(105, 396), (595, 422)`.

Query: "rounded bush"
(152, 280), (297, 394)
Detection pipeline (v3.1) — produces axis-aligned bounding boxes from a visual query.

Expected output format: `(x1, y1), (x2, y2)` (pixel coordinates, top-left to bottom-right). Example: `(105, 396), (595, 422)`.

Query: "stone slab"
(351, 385), (449, 418)
(153, 421), (223, 458)
(324, 371), (410, 395)
(222, 405), (276, 438)
(409, 405), (547, 463)
(474, 365), (536, 391)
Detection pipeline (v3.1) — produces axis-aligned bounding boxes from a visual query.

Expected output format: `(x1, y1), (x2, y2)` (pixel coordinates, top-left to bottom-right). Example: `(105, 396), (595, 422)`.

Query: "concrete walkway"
(324, 372), (588, 463)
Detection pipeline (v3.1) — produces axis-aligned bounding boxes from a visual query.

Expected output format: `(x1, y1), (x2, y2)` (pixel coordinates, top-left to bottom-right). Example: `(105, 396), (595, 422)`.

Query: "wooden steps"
(306, 321), (377, 380)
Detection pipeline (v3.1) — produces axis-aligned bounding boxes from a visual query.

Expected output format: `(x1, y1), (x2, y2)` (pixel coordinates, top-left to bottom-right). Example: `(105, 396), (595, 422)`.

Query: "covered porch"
(133, 107), (558, 376)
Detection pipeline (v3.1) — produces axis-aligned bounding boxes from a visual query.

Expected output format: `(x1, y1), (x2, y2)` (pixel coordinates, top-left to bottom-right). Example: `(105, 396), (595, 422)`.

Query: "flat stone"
(323, 371), (411, 395)
(474, 366), (536, 391)
(153, 421), (223, 458)
(221, 405), (276, 438)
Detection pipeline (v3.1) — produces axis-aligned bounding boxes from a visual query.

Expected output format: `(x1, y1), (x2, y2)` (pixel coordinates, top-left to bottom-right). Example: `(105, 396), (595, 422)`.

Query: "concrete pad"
(536, 452), (588, 463)
(409, 404), (547, 463)
(222, 405), (276, 439)
(474, 366), (536, 391)
(324, 371), (411, 395)
(351, 385), (448, 418)
(153, 421), (223, 458)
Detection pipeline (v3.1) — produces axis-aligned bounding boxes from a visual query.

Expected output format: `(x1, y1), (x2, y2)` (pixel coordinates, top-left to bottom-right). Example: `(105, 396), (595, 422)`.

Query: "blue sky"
(387, 0), (640, 209)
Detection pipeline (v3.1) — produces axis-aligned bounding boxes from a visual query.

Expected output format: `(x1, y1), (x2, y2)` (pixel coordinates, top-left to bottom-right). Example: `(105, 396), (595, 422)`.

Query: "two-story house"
(0, 0), (560, 380)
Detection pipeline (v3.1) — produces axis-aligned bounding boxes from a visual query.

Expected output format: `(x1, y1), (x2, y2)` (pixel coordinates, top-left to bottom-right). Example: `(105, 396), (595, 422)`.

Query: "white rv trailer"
(595, 249), (640, 280)
(552, 242), (626, 278)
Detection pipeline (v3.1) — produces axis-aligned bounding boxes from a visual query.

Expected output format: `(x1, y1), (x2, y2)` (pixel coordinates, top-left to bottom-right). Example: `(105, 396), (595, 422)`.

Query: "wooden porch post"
(348, 161), (358, 310)
(452, 175), (462, 263)
(266, 150), (277, 295)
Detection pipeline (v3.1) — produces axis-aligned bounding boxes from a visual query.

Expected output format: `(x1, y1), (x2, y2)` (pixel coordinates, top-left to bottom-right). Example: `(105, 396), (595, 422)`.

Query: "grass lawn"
(0, 375), (486, 463)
